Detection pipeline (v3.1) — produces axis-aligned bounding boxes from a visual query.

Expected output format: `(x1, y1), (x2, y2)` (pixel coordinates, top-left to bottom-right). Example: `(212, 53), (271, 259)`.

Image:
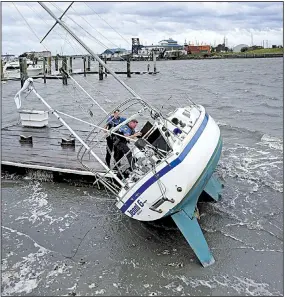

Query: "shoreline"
(143, 53), (283, 62)
(176, 53), (283, 60)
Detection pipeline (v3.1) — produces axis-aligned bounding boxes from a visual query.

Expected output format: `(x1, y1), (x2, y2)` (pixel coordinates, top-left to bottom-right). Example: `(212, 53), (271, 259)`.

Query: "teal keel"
(171, 209), (215, 267)
(171, 175), (223, 267)
(169, 137), (223, 267)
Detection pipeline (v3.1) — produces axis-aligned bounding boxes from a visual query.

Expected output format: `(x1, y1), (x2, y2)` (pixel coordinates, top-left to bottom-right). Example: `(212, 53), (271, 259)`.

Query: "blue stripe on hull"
(120, 114), (209, 213)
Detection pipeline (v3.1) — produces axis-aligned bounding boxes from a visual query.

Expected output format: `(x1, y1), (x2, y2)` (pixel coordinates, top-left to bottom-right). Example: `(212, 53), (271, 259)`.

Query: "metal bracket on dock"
(19, 135), (33, 144)
(61, 138), (75, 147)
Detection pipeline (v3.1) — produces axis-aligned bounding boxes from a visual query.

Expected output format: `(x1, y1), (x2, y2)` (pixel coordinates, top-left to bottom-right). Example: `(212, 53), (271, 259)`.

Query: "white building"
(233, 44), (249, 52)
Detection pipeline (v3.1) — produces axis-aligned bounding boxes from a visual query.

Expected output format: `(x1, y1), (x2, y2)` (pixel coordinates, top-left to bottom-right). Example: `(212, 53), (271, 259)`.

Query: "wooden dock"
(1, 123), (111, 182)
(1, 71), (159, 82)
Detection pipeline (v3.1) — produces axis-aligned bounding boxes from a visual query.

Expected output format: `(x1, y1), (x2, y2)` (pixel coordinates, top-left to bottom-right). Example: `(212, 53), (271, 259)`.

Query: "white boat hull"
(4, 65), (43, 79)
(116, 107), (222, 221)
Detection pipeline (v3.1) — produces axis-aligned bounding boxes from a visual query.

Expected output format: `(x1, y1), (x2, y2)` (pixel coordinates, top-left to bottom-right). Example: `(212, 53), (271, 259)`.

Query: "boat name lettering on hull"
(127, 199), (146, 217)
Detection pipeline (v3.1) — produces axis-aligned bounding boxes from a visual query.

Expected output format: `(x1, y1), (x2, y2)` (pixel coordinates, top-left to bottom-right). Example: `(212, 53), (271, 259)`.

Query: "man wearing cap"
(104, 109), (126, 167)
(114, 119), (142, 170)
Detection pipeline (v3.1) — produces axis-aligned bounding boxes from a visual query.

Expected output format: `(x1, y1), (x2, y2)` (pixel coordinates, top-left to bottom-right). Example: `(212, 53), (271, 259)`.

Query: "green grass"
(177, 48), (283, 60)
(244, 48), (284, 54)
(241, 48), (283, 54)
(211, 48), (283, 56)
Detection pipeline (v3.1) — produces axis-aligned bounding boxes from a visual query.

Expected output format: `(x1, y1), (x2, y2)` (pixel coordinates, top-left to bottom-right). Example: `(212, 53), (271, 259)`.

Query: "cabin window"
(182, 111), (191, 118)
(6, 66), (19, 70)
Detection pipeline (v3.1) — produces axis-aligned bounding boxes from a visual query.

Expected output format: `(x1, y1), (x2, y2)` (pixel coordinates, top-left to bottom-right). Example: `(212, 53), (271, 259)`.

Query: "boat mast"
(38, 2), (142, 100)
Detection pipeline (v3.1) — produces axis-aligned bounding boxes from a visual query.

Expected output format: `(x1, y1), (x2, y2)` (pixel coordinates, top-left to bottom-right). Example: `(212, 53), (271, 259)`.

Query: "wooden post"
(19, 57), (28, 87)
(127, 55), (131, 78)
(87, 56), (91, 71)
(82, 57), (85, 76)
(104, 56), (107, 77)
(43, 57), (46, 84)
(55, 56), (59, 71)
(62, 56), (67, 71)
(69, 57), (73, 73)
(99, 63), (103, 80)
(1, 59), (3, 80)
(47, 56), (52, 74)
(62, 56), (68, 85)
(153, 50), (157, 74)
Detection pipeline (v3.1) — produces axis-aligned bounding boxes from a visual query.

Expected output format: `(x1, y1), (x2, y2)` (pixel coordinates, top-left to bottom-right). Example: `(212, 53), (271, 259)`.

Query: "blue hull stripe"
(120, 113), (209, 213)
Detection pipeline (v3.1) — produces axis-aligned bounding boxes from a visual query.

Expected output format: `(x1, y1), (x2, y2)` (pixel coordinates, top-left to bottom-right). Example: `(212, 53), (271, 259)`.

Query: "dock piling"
(127, 55), (131, 78)
(87, 56), (91, 71)
(62, 56), (68, 85)
(43, 57), (47, 83)
(47, 57), (52, 74)
(55, 56), (59, 71)
(69, 56), (73, 73)
(83, 57), (86, 77)
(1, 59), (3, 80)
(99, 63), (103, 80)
(19, 57), (28, 87)
(104, 56), (107, 77)
(153, 50), (157, 74)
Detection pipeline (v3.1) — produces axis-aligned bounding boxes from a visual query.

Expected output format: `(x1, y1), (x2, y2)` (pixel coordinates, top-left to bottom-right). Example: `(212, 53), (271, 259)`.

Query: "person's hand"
(134, 132), (142, 137)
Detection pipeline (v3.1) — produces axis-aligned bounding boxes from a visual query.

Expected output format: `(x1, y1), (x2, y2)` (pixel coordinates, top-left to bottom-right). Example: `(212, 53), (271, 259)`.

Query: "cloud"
(2, 1), (283, 55)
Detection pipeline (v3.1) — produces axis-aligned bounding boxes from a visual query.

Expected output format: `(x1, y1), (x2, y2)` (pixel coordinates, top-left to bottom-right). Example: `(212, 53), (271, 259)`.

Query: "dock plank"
(2, 124), (109, 173)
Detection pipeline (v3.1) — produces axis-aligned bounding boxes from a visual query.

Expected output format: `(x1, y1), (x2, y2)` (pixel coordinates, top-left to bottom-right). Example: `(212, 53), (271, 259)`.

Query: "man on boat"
(113, 119), (142, 171)
(104, 109), (126, 167)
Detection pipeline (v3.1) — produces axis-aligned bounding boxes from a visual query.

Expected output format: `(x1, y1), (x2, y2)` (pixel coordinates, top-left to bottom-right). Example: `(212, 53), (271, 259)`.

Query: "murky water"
(1, 58), (283, 296)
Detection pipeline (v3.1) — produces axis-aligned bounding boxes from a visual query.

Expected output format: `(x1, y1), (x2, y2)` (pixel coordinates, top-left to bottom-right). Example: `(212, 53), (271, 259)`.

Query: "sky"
(2, 1), (284, 55)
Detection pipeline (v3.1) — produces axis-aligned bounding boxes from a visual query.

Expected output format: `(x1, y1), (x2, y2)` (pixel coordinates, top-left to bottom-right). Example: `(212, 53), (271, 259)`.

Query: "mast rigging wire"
(10, 3), (103, 131)
(18, 2), (116, 113)
(50, 2), (128, 62)
(84, 2), (132, 47)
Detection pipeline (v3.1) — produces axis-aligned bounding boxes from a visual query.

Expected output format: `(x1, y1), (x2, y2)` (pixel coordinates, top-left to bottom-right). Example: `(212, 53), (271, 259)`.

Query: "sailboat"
(14, 2), (224, 267)
(3, 59), (43, 79)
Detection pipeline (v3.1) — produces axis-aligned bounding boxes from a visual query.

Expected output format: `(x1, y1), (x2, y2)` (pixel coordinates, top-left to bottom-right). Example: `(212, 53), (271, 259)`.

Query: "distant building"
(136, 38), (183, 58)
(25, 51), (51, 58)
(101, 48), (131, 60)
(233, 44), (249, 52)
(1, 54), (15, 61)
(101, 48), (127, 55)
(158, 38), (183, 49)
(185, 45), (211, 54)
